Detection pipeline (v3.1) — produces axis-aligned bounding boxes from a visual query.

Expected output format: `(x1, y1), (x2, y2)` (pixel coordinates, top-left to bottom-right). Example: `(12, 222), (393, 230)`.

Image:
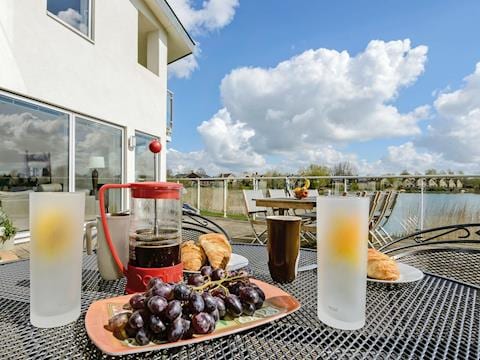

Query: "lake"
(383, 193), (480, 236)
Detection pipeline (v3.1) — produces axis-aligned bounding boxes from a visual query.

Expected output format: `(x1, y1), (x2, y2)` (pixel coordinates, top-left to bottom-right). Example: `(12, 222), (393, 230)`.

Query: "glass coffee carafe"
(99, 182), (183, 293)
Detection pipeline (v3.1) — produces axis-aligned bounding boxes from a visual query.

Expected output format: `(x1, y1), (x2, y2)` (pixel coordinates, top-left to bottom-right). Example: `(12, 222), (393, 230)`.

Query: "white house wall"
(0, 0), (168, 181)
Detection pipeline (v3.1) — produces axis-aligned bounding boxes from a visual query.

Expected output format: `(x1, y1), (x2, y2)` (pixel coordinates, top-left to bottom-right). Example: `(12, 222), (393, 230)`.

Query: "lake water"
(383, 193), (480, 236)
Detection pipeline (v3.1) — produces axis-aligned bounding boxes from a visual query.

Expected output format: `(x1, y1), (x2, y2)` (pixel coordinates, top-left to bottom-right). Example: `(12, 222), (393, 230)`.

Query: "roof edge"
(161, 0), (195, 47)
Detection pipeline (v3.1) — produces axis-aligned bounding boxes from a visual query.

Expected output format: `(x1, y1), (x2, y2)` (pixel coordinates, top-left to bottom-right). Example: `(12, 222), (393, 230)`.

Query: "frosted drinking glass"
(316, 196), (369, 330)
(30, 192), (85, 328)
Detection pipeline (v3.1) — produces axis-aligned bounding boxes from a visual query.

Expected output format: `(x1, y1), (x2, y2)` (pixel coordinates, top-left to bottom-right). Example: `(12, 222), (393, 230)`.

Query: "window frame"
(0, 89), (125, 242)
(73, 114), (125, 192)
(134, 130), (161, 182)
(46, 0), (95, 43)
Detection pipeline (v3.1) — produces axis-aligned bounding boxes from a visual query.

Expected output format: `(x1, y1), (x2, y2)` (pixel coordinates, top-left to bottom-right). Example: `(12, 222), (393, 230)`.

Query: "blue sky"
(166, 0), (480, 175)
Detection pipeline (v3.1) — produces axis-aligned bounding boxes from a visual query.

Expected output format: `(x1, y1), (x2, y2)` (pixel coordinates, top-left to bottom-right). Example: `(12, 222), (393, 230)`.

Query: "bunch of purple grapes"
(106, 265), (265, 346)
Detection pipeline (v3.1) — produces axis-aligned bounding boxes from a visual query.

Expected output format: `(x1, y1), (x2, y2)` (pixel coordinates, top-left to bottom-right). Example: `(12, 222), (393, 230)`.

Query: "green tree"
(298, 164), (331, 189)
(425, 169), (437, 175)
(332, 161), (358, 176)
(263, 170), (286, 189)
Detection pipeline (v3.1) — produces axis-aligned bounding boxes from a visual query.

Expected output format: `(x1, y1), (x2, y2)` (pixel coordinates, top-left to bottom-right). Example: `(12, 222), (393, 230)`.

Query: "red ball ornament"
(149, 139), (162, 153)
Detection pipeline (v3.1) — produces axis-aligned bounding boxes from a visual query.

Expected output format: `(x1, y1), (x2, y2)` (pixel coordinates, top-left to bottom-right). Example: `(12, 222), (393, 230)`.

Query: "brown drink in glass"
(267, 216), (301, 283)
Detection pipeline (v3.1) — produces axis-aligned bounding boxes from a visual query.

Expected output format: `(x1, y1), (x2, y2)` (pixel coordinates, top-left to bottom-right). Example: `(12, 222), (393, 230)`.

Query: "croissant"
(181, 241), (206, 271)
(199, 233), (232, 269)
(367, 248), (400, 280)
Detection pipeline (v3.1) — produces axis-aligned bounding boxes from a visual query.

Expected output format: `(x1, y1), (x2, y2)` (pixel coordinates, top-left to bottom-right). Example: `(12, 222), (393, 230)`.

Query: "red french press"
(98, 140), (183, 293)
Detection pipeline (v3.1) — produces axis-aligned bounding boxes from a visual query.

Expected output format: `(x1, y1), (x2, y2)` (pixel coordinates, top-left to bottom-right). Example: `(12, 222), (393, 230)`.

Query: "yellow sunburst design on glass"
(327, 214), (363, 266)
(32, 209), (74, 260)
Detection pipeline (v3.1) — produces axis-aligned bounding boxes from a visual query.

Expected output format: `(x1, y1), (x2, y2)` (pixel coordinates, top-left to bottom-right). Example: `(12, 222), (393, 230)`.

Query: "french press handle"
(98, 183), (131, 275)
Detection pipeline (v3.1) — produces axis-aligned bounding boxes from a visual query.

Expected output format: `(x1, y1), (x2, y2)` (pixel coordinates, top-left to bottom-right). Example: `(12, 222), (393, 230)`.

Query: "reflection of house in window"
(25, 151), (52, 184)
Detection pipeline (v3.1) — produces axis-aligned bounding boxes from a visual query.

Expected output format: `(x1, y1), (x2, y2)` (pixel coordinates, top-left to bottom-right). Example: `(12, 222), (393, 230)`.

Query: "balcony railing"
(168, 174), (480, 238)
(166, 89), (174, 142)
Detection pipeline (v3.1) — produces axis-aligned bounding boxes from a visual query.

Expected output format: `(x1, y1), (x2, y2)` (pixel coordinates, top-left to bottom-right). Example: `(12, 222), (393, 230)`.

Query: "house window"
(75, 117), (123, 218)
(137, 11), (160, 75)
(0, 91), (126, 234)
(135, 131), (157, 182)
(0, 94), (69, 231)
(47, 0), (93, 38)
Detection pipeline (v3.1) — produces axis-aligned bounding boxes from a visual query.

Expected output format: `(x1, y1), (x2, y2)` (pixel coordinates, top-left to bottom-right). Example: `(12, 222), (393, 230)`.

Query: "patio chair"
(267, 189), (287, 198)
(182, 205), (231, 242)
(285, 189), (317, 220)
(368, 191), (387, 225)
(242, 190), (268, 244)
(369, 191), (399, 249)
(267, 189), (293, 215)
(378, 223), (480, 288)
(301, 221), (317, 245)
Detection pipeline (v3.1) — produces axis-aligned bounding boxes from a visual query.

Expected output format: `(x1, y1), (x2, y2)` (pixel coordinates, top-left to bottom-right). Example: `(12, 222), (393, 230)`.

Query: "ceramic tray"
(85, 279), (301, 356)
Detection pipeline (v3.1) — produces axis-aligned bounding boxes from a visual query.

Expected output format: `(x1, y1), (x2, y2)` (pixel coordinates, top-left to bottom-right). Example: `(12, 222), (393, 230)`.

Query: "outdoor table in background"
(0, 244), (479, 359)
(254, 197), (316, 215)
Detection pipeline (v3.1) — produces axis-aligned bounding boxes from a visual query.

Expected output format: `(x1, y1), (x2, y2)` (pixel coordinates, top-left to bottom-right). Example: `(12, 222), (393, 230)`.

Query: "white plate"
(368, 262), (424, 284)
(184, 253), (249, 274)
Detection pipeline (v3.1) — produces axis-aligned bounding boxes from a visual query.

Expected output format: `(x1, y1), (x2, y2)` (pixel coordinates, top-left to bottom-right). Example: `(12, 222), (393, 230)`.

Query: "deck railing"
(168, 174), (480, 236)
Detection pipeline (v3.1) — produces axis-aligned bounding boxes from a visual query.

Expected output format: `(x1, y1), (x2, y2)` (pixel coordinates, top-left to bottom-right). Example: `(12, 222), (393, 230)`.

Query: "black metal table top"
(0, 244), (479, 359)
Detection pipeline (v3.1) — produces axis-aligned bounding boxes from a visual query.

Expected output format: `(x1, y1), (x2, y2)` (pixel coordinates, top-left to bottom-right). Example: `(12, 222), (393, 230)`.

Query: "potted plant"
(0, 210), (16, 251)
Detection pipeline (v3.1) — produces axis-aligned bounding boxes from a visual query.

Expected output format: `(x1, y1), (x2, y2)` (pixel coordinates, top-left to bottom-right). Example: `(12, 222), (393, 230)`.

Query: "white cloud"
(170, 39), (430, 173)
(56, 8), (88, 35)
(0, 111), (68, 176)
(419, 62), (480, 165)
(219, 39), (428, 155)
(167, 0), (239, 35)
(167, 0), (239, 78)
(362, 141), (480, 175)
(168, 39), (480, 175)
(167, 148), (208, 174)
(379, 142), (443, 173)
(168, 45), (200, 79)
(197, 108), (266, 170)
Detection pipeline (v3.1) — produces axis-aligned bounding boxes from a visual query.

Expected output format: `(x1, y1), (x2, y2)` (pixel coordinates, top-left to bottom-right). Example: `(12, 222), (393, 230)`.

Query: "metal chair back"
(267, 189), (287, 198)
(378, 223), (480, 288)
(182, 208), (231, 242)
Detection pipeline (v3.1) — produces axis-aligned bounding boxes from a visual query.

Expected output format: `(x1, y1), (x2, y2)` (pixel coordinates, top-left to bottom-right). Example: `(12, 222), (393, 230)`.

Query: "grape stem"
(191, 274), (248, 292)
(210, 284), (230, 296)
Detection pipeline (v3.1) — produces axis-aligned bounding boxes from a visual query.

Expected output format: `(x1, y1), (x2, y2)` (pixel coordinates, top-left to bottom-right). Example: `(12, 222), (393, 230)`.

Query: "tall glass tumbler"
(30, 192), (85, 328)
(316, 196), (369, 330)
(267, 216), (301, 283)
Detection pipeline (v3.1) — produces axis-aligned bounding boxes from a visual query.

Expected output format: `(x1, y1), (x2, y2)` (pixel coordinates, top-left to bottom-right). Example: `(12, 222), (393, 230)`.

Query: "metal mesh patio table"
(0, 243), (478, 359)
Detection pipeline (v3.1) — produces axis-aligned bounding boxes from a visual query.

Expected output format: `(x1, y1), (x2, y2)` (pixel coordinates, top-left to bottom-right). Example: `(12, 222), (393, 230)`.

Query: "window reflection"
(75, 117), (123, 218)
(47, 0), (91, 37)
(135, 132), (156, 181)
(0, 95), (69, 231)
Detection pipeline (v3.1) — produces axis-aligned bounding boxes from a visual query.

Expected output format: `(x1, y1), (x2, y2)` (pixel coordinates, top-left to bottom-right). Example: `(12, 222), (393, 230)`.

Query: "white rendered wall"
(0, 0), (168, 181)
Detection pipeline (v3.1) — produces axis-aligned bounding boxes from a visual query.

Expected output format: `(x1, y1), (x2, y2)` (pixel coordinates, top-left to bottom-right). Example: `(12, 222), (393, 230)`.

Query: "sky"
(165, 0), (480, 176)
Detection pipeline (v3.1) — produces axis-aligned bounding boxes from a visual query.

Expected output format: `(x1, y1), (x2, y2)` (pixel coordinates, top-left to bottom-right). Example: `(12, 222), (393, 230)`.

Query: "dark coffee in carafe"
(129, 228), (181, 268)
